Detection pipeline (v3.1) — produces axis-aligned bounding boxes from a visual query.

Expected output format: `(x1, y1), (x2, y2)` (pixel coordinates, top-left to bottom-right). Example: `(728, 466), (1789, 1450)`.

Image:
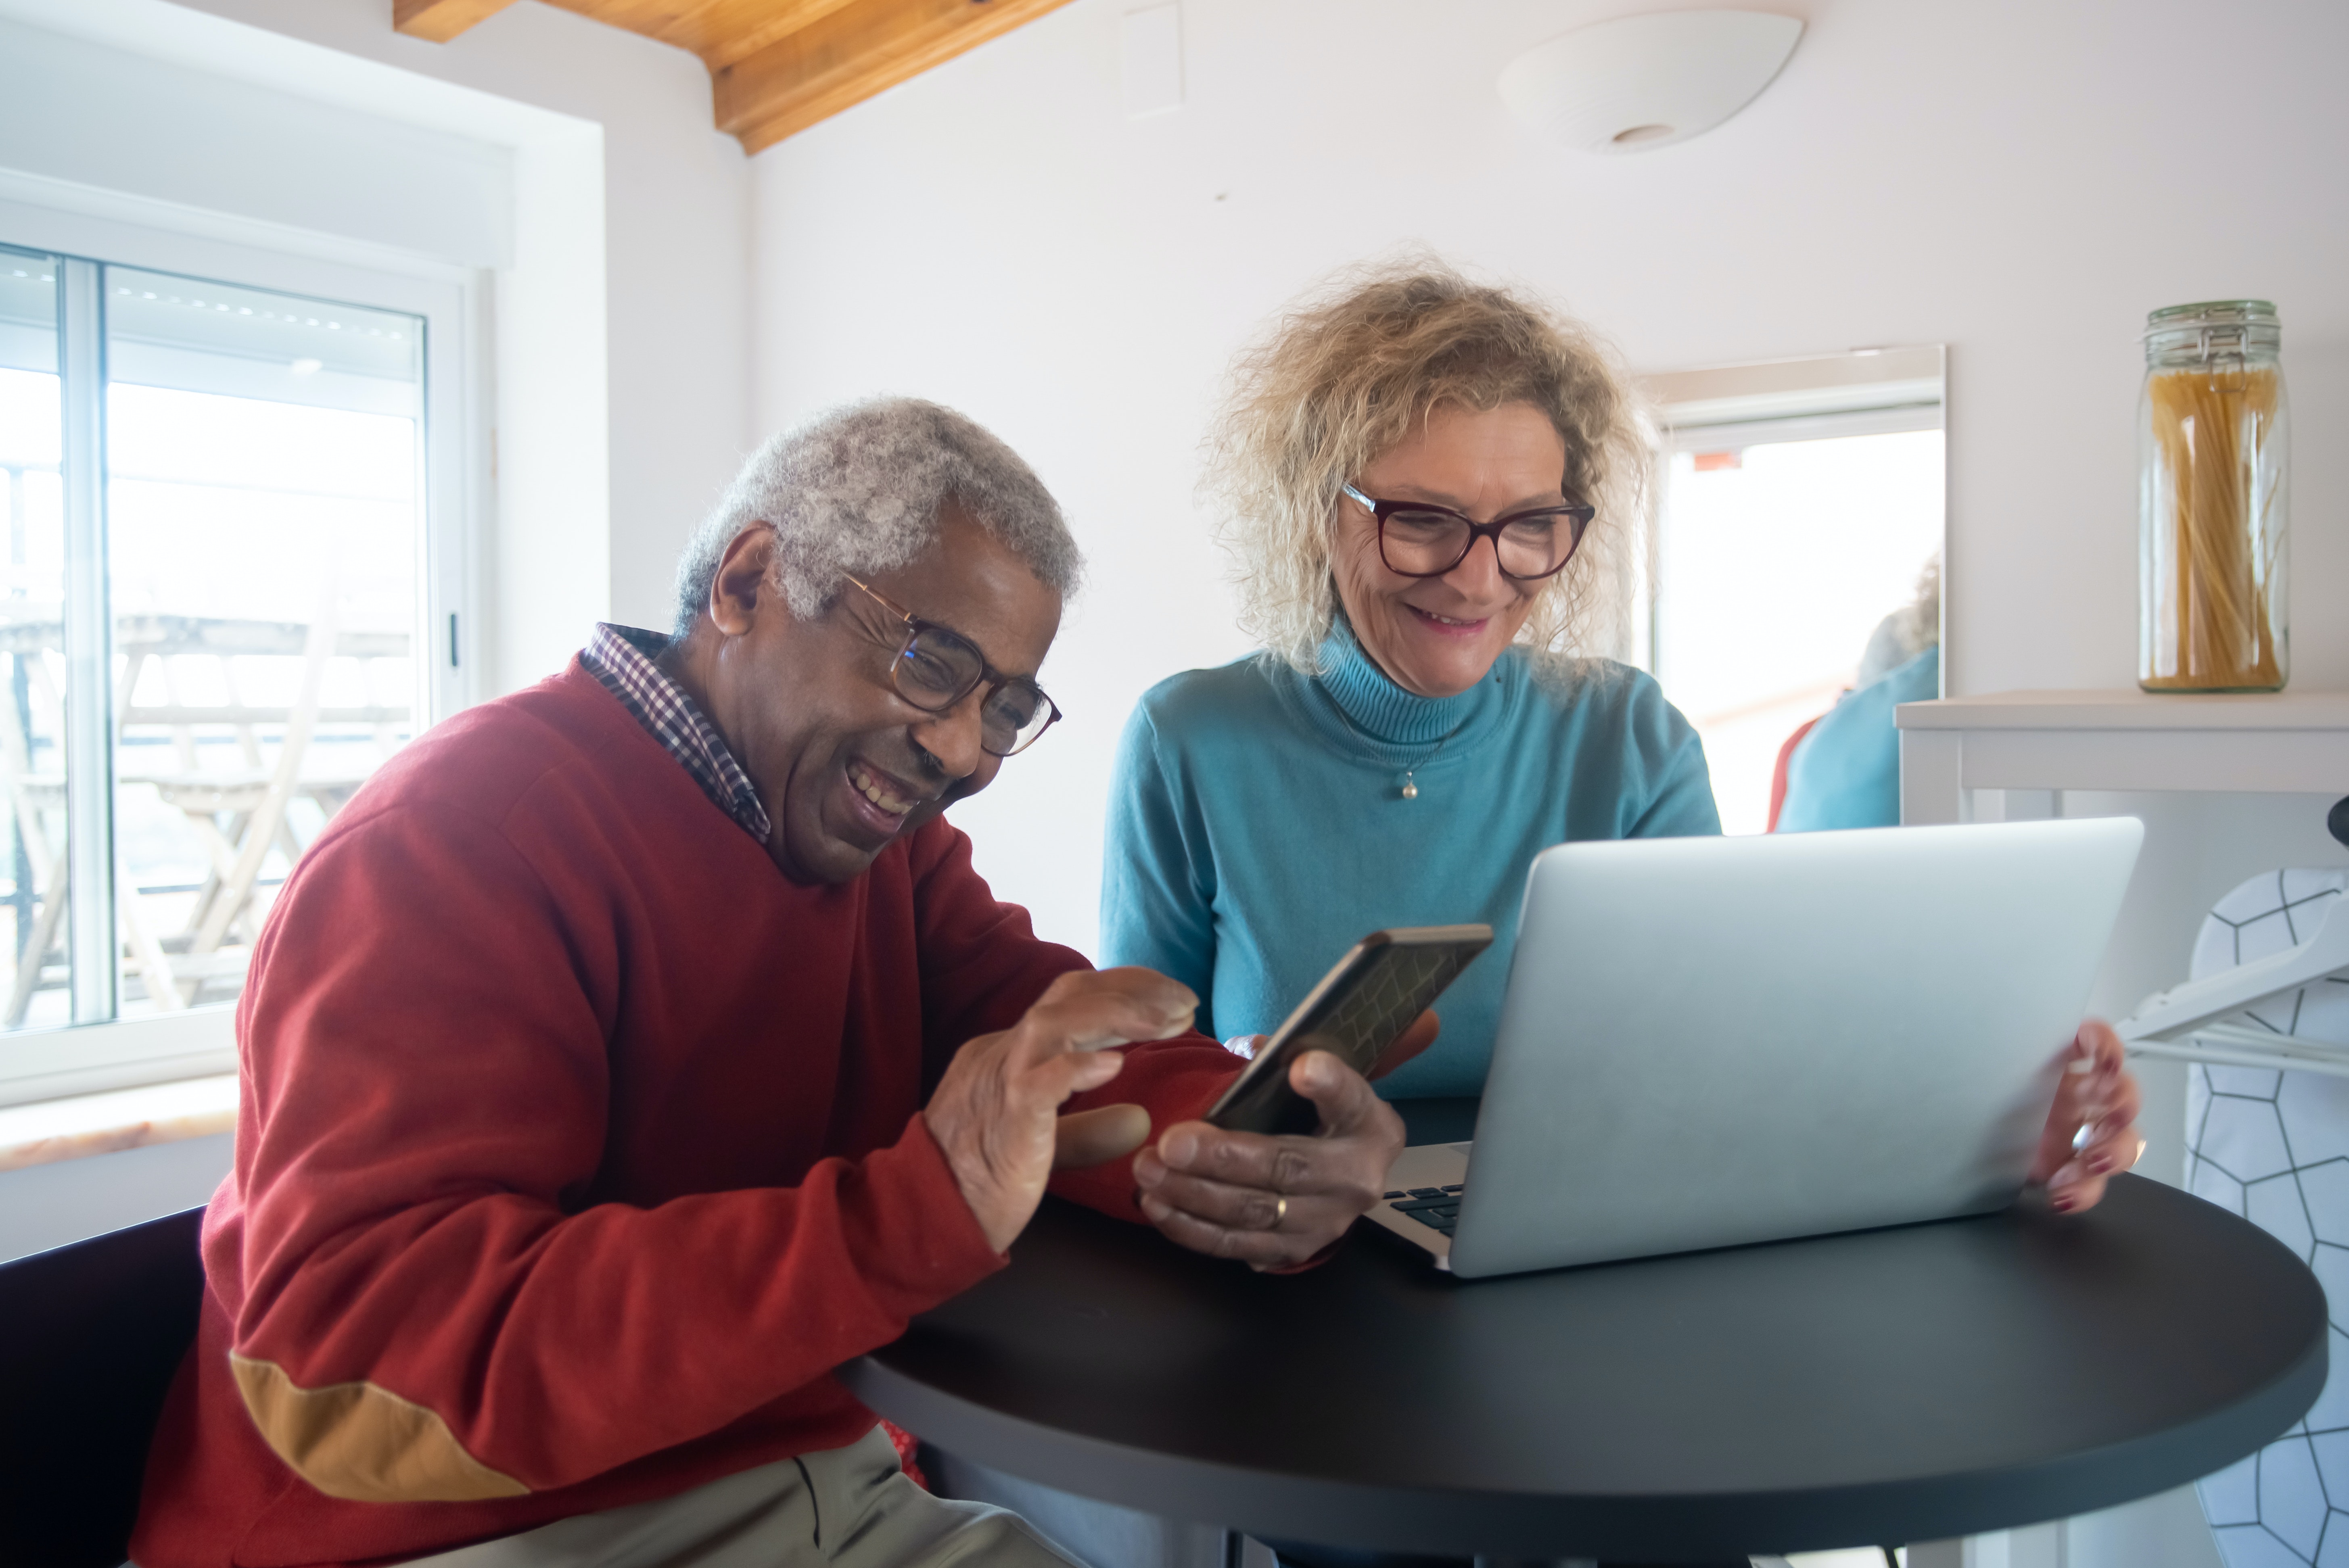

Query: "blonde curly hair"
(1204, 260), (1647, 676)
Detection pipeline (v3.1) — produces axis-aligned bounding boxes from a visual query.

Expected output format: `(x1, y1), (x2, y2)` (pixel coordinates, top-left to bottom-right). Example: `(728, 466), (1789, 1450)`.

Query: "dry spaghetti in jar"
(2139, 300), (2288, 692)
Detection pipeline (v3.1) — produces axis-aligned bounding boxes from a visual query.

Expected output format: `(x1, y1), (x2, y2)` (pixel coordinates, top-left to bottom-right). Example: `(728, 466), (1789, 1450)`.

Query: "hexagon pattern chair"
(2178, 871), (2349, 1566)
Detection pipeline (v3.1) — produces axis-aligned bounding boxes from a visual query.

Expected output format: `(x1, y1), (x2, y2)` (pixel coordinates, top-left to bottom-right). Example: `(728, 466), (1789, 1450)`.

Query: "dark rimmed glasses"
(842, 575), (1063, 757)
(1341, 483), (1595, 582)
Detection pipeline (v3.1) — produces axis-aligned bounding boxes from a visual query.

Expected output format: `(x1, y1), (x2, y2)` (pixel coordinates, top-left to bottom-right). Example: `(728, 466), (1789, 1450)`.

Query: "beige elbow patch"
(229, 1353), (530, 1503)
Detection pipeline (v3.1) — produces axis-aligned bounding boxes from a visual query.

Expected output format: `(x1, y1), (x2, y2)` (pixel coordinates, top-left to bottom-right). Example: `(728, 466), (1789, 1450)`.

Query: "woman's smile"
(1406, 605), (1485, 631)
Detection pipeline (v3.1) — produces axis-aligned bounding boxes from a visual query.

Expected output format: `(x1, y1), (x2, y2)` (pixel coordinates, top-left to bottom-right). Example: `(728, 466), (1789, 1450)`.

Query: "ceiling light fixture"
(1497, 9), (1803, 155)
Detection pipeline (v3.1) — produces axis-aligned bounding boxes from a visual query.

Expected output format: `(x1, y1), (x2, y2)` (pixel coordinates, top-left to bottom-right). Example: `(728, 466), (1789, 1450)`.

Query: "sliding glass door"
(0, 243), (428, 1032)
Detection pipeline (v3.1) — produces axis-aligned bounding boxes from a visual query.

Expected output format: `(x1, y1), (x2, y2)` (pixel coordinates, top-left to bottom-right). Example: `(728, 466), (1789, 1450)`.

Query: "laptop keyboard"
(1381, 1184), (1465, 1237)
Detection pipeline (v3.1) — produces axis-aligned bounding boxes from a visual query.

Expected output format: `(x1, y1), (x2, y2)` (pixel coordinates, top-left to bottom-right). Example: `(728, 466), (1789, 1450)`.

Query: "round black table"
(841, 1103), (2324, 1564)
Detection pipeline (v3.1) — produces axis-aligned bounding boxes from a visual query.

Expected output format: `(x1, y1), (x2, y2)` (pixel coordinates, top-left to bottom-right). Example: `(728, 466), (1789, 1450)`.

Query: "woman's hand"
(1134, 1050), (1405, 1269)
(1369, 1009), (1440, 1079)
(2031, 1019), (2144, 1213)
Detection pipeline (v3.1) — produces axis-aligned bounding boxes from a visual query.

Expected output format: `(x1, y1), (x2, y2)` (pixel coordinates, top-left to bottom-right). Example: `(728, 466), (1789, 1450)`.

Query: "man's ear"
(708, 525), (777, 638)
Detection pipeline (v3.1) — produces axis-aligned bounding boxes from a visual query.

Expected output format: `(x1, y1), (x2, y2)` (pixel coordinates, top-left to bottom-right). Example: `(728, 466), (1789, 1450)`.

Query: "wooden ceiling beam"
(393, 0), (1078, 147)
(701, 0), (868, 71)
(534, 0), (866, 72)
(393, 0), (522, 43)
(713, 0), (1078, 153)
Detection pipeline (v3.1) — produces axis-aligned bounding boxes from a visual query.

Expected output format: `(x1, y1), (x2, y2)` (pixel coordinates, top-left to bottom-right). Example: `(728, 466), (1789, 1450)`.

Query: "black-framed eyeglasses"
(842, 575), (1063, 757)
(1341, 483), (1595, 582)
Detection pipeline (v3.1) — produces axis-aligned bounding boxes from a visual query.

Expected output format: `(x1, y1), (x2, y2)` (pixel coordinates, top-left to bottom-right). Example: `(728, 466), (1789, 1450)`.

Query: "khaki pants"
(401, 1428), (1085, 1568)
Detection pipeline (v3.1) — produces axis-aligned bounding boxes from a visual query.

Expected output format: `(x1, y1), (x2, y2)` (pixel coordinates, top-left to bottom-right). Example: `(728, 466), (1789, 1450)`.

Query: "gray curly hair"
(673, 397), (1082, 640)
(1204, 260), (1647, 675)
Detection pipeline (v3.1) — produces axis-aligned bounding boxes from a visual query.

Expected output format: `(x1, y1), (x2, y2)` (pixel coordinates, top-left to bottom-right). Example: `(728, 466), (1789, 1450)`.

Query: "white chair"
(2126, 867), (2349, 1568)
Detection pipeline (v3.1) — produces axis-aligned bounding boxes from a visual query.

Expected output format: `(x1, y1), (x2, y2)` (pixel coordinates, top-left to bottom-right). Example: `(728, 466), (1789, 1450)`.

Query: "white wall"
(747, 0), (2349, 958)
(0, 18), (514, 268)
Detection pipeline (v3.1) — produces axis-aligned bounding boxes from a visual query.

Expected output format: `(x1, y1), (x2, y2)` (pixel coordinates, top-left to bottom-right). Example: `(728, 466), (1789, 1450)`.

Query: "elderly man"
(132, 400), (1405, 1568)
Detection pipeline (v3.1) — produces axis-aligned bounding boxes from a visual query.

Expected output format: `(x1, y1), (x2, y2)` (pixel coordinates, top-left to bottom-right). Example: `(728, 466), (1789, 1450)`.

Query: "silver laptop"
(1364, 818), (2144, 1278)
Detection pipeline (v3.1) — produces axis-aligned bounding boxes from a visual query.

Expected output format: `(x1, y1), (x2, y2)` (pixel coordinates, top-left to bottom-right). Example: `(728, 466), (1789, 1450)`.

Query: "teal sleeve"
(1626, 686), (1724, 840)
(1777, 646), (1939, 833)
(1099, 700), (1222, 1038)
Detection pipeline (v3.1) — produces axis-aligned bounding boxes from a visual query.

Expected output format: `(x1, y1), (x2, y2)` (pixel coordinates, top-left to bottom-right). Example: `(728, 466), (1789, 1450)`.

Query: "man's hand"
(2030, 1019), (2145, 1213)
(926, 968), (1195, 1253)
(1133, 1049), (1405, 1269)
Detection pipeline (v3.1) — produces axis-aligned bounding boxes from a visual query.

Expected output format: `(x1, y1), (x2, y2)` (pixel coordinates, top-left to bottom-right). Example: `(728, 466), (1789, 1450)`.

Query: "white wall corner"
(494, 126), (613, 693)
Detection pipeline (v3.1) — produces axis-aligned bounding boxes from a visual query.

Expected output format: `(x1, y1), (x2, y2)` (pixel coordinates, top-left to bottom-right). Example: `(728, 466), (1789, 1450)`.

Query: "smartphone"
(1203, 925), (1494, 1136)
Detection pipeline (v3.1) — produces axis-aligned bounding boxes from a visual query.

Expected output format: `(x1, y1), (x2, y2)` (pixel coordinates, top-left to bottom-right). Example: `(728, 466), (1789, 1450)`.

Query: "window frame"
(1641, 346), (1948, 695)
(0, 191), (485, 1107)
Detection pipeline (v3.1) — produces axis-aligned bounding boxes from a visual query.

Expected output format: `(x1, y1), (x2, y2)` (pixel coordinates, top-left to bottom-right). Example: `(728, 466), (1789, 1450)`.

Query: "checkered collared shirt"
(579, 624), (772, 845)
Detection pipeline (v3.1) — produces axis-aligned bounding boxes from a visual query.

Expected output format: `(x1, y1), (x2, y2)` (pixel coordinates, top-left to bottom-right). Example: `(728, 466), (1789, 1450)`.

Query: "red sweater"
(132, 662), (1241, 1568)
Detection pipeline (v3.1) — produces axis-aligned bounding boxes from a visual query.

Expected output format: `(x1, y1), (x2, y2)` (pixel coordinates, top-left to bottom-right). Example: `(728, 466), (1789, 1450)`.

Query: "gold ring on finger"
(1273, 1195), (1287, 1228)
(2134, 1138), (2148, 1169)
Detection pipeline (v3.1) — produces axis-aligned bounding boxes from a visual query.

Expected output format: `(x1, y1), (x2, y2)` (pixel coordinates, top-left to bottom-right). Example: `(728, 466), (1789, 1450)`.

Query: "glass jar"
(2139, 300), (2288, 691)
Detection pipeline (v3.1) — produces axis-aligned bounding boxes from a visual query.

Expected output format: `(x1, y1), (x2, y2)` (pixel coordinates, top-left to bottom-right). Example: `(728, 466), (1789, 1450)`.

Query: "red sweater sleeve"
(906, 821), (1241, 1221)
(218, 805), (1005, 1503)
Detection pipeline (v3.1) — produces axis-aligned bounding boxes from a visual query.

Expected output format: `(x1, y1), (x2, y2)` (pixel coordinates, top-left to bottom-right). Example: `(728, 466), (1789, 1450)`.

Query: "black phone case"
(1205, 927), (1491, 1136)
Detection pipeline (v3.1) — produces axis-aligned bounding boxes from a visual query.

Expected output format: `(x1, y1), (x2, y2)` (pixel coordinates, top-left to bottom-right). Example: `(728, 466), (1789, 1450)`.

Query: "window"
(0, 226), (470, 1099)
(1645, 349), (1946, 835)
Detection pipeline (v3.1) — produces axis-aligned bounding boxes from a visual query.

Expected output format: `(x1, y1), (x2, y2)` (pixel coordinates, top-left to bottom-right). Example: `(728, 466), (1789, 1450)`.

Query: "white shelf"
(1900, 688), (2349, 730)
(1897, 690), (2349, 819)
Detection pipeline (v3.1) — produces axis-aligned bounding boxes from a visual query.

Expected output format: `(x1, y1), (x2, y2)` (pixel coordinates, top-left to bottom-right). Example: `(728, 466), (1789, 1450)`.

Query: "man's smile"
(845, 756), (929, 825)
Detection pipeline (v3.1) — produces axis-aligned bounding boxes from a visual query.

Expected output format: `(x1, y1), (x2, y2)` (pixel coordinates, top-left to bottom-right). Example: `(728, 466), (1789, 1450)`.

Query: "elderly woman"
(1103, 262), (2139, 1185)
(1105, 267), (1704, 1100)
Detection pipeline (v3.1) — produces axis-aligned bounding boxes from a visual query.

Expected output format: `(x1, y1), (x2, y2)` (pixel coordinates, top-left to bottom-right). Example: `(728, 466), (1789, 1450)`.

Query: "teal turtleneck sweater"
(1101, 620), (1722, 1099)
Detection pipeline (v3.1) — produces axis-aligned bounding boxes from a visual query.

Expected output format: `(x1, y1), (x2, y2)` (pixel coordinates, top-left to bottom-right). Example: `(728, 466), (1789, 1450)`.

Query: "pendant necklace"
(1399, 716), (1473, 800)
(1327, 699), (1478, 801)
